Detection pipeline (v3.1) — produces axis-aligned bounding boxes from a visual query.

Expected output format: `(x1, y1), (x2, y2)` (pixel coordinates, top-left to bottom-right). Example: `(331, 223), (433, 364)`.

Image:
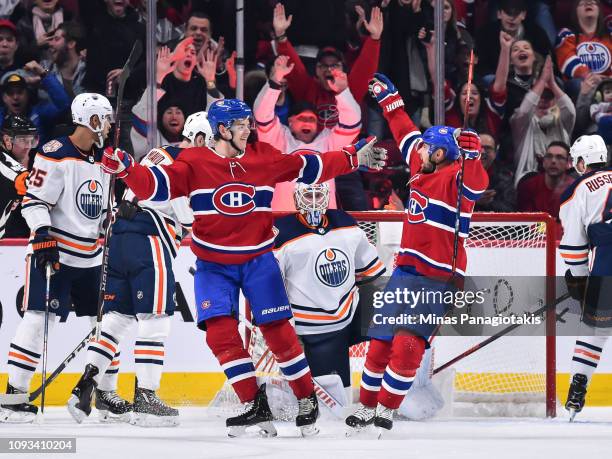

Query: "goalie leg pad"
(206, 316), (258, 403)
(378, 334), (425, 410)
(134, 313), (171, 391)
(259, 319), (314, 400)
(359, 338), (392, 407)
(87, 312), (134, 389)
(7, 311), (56, 391)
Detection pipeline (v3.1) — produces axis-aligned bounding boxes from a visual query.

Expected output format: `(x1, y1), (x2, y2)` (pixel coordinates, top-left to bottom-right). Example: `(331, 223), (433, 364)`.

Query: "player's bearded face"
(418, 143), (436, 173)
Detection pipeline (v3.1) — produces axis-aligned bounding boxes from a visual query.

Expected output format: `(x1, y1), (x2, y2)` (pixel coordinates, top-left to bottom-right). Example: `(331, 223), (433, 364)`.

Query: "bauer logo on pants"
(315, 248), (350, 287)
(75, 180), (103, 220)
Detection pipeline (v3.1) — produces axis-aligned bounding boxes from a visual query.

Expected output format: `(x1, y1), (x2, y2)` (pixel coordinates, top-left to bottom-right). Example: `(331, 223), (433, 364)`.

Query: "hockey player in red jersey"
(345, 74), (488, 433)
(100, 98), (386, 437)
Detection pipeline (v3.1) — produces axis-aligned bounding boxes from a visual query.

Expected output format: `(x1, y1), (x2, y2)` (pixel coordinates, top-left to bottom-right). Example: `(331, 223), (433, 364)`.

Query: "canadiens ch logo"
(407, 190), (428, 223)
(577, 42), (611, 74)
(75, 180), (103, 220)
(315, 248), (350, 287)
(212, 183), (257, 216)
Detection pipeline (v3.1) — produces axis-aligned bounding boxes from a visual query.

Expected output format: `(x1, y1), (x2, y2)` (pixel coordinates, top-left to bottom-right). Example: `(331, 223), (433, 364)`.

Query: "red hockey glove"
(454, 128), (481, 159)
(368, 73), (405, 114)
(101, 147), (134, 178)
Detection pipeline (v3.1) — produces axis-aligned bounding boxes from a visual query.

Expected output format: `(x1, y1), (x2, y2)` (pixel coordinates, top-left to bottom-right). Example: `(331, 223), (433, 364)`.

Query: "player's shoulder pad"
(325, 209), (358, 230)
(560, 170), (601, 205)
(273, 214), (310, 248)
(163, 145), (183, 160)
(38, 136), (87, 161)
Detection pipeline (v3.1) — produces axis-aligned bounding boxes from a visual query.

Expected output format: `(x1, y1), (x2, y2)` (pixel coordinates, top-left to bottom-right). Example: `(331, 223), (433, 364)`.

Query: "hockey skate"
(67, 364), (99, 423)
(0, 384), (37, 423)
(296, 391), (319, 437)
(374, 404), (394, 438)
(345, 403), (375, 436)
(565, 373), (588, 422)
(131, 380), (179, 427)
(95, 389), (132, 423)
(226, 384), (277, 438)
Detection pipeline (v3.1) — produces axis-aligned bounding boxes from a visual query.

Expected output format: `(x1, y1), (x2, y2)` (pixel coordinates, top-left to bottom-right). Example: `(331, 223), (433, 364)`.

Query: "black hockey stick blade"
(0, 328), (95, 405)
(433, 292), (571, 375)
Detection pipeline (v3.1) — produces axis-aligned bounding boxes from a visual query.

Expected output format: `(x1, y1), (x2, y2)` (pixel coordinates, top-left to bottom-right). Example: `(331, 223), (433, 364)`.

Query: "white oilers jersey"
(21, 137), (109, 268)
(124, 145), (193, 257)
(559, 167), (612, 276)
(273, 210), (386, 335)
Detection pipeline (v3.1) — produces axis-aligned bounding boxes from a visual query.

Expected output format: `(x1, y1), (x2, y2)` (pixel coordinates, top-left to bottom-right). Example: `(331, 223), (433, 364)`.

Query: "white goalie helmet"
(71, 93), (114, 148)
(294, 182), (330, 226)
(182, 111), (214, 146)
(570, 135), (608, 174)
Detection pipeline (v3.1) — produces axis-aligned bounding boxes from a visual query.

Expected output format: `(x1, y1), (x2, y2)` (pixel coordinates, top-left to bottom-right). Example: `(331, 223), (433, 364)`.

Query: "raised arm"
(327, 70), (362, 150)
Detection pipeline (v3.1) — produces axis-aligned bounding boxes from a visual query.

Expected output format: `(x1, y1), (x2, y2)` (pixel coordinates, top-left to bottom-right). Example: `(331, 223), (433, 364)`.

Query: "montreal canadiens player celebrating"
(345, 74), (488, 433)
(100, 98), (386, 437)
(558, 134), (612, 421)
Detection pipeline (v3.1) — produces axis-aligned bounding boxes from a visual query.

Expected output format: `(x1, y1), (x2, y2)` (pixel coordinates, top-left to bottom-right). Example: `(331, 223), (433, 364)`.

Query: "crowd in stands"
(1, 0), (611, 235)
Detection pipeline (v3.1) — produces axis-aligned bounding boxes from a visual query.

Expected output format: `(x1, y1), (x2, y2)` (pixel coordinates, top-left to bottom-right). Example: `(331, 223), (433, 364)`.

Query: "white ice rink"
(1, 407), (611, 459)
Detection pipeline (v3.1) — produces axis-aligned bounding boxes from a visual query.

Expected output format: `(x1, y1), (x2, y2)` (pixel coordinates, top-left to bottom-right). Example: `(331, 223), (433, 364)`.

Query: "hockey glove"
(15, 171), (28, 196)
(368, 73), (405, 114)
(101, 147), (134, 178)
(31, 227), (60, 273)
(454, 128), (481, 159)
(343, 136), (387, 171)
(565, 269), (587, 302)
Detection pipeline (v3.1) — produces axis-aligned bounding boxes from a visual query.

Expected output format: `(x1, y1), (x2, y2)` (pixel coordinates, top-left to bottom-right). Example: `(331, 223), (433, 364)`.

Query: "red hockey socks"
(378, 334), (425, 410)
(205, 316), (258, 403)
(259, 319), (314, 399)
(359, 338), (392, 407)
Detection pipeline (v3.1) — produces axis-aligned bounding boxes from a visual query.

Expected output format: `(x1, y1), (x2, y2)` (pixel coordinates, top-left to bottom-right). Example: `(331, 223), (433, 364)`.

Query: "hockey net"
(210, 211), (558, 418)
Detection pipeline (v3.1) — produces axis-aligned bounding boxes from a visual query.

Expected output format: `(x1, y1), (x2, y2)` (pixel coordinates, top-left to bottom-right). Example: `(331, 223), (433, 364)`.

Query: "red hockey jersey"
(122, 142), (355, 264)
(385, 110), (488, 277)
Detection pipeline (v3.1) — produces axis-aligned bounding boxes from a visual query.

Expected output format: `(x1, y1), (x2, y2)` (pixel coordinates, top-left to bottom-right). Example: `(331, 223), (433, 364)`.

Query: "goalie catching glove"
(343, 136), (387, 171)
(369, 73), (404, 114)
(565, 269), (587, 302)
(101, 147), (134, 178)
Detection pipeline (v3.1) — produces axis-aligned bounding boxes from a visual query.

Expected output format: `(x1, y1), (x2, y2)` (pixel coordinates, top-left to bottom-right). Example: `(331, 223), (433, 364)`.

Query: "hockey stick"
(39, 263), (53, 415)
(96, 40), (143, 341)
(450, 48), (474, 276)
(0, 328), (95, 405)
(433, 292), (571, 375)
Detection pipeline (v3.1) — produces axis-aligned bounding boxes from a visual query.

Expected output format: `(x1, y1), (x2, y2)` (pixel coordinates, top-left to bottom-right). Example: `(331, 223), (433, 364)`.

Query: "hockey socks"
(134, 314), (171, 391)
(359, 339), (392, 407)
(7, 311), (54, 391)
(259, 319), (314, 400)
(571, 336), (609, 382)
(206, 316), (258, 403)
(378, 334), (425, 410)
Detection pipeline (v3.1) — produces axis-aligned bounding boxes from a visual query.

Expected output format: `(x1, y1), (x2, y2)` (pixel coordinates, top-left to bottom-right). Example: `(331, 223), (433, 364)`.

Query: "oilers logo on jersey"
(315, 248), (350, 287)
(212, 183), (257, 216)
(408, 190), (428, 224)
(75, 180), (103, 219)
(577, 42), (611, 74)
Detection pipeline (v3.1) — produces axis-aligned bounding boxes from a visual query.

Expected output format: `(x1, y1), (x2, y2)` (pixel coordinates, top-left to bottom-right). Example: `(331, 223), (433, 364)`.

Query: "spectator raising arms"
(272, 3), (382, 129)
(511, 56), (576, 185)
(254, 55), (362, 211)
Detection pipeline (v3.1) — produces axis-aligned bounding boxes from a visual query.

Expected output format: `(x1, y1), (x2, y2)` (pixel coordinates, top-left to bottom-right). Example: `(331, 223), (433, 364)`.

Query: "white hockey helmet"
(294, 182), (330, 226)
(570, 135), (608, 174)
(182, 111), (213, 146)
(71, 93), (114, 148)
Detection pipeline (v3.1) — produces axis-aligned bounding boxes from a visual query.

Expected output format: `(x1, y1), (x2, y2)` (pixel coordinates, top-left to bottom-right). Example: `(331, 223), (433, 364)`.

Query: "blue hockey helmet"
(421, 125), (460, 161)
(207, 99), (253, 136)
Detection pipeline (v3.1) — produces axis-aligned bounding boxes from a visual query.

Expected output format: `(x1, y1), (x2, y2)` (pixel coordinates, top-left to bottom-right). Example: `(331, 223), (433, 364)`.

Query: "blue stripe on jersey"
(563, 57), (583, 77)
(338, 120), (361, 130)
(400, 133), (421, 163)
(424, 202), (470, 235)
(150, 166), (170, 201)
(190, 188), (273, 213)
(51, 226), (98, 243)
(559, 243), (590, 251)
(191, 236), (275, 255)
(298, 155), (322, 184)
(555, 29), (574, 47)
(461, 183), (485, 201)
(131, 114), (147, 137)
(565, 260), (588, 266)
